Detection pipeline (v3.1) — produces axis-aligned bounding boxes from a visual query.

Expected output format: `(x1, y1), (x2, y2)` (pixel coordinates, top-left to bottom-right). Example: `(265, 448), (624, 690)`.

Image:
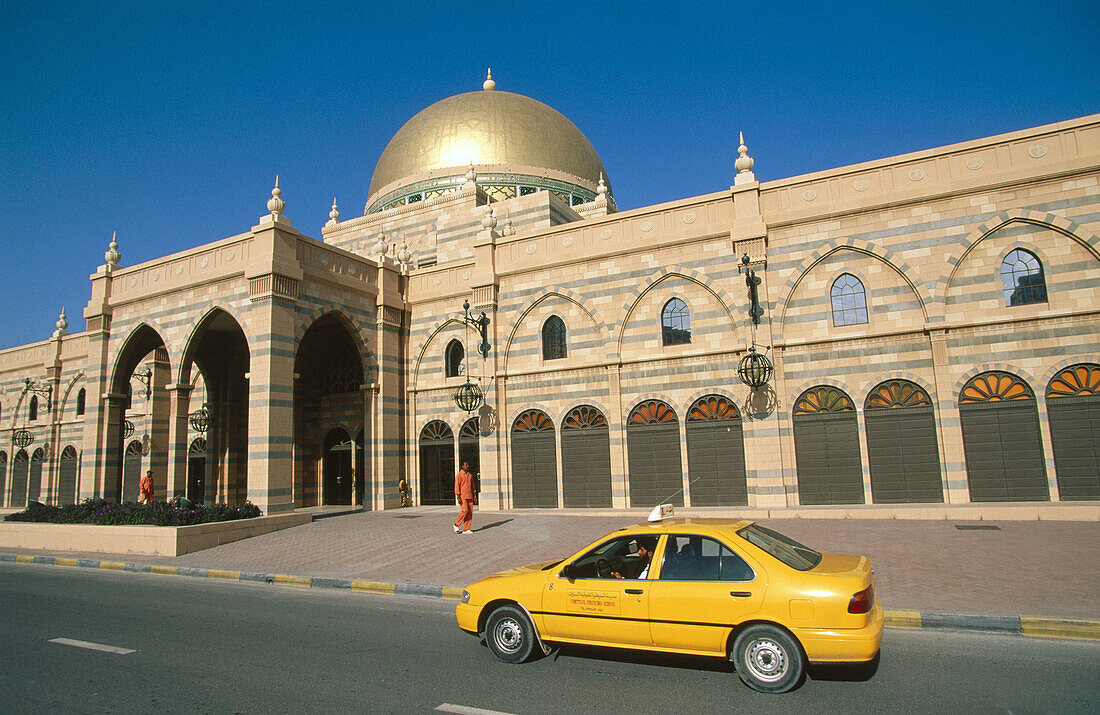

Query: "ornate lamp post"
(737, 252), (774, 389)
(453, 299), (492, 413)
(189, 404), (214, 434)
(132, 367), (152, 400)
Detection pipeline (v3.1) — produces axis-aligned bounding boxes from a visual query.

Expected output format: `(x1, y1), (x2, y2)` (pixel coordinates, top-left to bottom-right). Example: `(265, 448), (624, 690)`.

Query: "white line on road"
(48, 638), (136, 655)
(436, 704), (515, 715)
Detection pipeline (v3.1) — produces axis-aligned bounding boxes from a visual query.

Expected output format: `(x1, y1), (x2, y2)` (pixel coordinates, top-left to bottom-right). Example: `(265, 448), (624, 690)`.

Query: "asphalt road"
(2, 563), (1098, 714)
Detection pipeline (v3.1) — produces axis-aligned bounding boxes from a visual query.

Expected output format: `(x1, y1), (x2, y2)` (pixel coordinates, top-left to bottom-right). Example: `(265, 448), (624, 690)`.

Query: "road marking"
(436, 704), (515, 715)
(49, 638), (136, 655)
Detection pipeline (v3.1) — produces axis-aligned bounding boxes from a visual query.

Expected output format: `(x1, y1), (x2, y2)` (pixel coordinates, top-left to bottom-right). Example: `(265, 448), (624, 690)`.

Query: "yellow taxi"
(456, 506), (882, 693)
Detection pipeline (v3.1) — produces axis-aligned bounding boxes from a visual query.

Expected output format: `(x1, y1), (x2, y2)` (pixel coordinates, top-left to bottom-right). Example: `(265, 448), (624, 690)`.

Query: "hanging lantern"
(122, 419), (135, 438)
(189, 405), (214, 434)
(13, 429), (33, 449)
(737, 347), (774, 389)
(454, 379), (485, 413)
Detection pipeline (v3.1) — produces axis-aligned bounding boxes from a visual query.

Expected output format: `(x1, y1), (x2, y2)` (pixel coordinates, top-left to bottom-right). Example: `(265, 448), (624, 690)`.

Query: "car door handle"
(625, 588), (644, 595)
(730, 591), (752, 598)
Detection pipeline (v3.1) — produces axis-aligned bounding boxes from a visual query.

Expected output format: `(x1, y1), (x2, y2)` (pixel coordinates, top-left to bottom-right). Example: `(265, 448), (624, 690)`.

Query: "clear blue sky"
(1, 1), (1097, 349)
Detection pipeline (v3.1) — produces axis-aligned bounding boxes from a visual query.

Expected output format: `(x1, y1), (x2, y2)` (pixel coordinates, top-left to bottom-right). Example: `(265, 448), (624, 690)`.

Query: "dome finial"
(596, 172), (608, 197)
(267, 175), (286, 215)
(463, 162), (478, 189)
(734, 131), (756, 184)
(326, 198), (340, 226)
(56, 307), (69, 333)
(371, 232), (388, 259)
(483, 68), (496, 91)
(104, 230), (120, 267)
(481, 204), (497, 231)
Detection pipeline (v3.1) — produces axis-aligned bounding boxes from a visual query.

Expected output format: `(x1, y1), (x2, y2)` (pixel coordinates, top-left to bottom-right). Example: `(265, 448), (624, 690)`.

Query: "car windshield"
(736, 523), (822, 571)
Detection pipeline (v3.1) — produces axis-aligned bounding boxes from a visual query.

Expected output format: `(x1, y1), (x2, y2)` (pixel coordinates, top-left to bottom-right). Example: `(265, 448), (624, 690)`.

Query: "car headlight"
(461, 590), (471, 604)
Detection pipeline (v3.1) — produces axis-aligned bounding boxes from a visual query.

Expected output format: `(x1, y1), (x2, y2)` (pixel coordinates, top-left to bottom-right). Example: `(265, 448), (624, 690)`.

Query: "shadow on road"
(549, 643), (734, 674)
(807, 651), (881, 683)
(475, 519), (514, 532)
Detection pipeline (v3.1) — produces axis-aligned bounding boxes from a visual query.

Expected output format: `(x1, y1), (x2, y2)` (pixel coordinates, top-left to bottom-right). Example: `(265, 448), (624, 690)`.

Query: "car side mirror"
(560, 564), (576, 579)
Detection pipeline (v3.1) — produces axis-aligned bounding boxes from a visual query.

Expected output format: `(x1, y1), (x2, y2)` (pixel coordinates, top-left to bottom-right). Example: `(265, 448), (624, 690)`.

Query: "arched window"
(661, 298), (691, 346)
(76, 388), (86, 416)
(542, 316), (567, 360)
(831, 273), (868, 326)
(29, 396), (38, 421)
(445, 340), (465, 378)
(1001, 249), (1047, 306)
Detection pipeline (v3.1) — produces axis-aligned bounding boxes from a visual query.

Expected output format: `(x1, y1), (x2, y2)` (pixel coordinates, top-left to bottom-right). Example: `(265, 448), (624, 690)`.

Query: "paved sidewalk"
(3, 506), (1098, 622)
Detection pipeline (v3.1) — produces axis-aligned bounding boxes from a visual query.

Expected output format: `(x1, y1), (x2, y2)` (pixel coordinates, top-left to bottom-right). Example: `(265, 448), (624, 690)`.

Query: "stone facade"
(1, 101), (1097, 515)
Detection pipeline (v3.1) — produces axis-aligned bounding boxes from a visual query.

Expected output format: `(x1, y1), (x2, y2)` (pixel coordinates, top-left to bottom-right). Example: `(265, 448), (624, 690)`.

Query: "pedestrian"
(139, 469), (155, 504)
(453, 461), (477, 534)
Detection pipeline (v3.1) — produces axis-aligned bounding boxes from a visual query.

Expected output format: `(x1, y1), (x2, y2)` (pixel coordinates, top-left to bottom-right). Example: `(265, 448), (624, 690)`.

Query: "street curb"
(2, 552), (1095, 641)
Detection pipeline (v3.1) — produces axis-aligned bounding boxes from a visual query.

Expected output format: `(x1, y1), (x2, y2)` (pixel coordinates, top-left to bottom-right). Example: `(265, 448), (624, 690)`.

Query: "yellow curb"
(99, 561), (125, 571)
(1021, 617), (1100, 641)
(351, 580), (396, 595)
(272, 574), (311, 587)
(441, 587), (465, 600)
(884, 610), (923, 629)
(206, 569), (241, 581)
(150, 565), (179, 576)
(53, 558), (79, 567)
(15, 555), (35, 564)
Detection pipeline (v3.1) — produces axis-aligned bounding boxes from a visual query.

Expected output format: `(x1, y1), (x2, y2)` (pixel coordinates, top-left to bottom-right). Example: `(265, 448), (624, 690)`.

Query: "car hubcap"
(746, 638), (788, 682)
(493, 618), (523, 654)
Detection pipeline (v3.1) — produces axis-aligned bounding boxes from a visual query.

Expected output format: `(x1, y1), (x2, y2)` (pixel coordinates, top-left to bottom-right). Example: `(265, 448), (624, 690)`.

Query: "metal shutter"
(865, 406), (943, 503)
(511, 431), (558, 508)
(123, 445), (142, 502)
(10, 454), (28, 506)
(960, 401), (1048, 501)
(59, 452), (78, 505)
(793, 412), (865, 505)
(686, 420), (748, 506)
(561, 427), (612, 508)
(626, 423), (684, 508)
(28, 457), (43, 503)
(1047, 396), (1100, 500)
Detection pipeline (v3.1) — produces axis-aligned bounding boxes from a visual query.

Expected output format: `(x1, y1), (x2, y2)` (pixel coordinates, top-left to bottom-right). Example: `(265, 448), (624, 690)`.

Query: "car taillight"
(848, 585), (874, 614)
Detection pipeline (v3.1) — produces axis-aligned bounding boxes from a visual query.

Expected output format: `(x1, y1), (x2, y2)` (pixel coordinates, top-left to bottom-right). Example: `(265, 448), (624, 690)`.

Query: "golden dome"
(367, 87), (609, 209)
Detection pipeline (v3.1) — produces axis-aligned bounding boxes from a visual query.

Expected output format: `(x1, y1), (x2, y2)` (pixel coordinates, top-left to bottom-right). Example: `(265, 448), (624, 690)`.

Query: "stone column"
(165, 383), (193, 500)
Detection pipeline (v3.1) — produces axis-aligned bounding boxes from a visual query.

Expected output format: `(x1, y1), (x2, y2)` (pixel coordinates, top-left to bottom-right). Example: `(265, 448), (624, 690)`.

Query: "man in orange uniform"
(139, 469), (155, 504)
(453, 462), (476, 534)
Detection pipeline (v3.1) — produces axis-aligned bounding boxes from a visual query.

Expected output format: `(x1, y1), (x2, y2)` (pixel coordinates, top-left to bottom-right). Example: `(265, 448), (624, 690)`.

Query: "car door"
(540, 535), (656, 648)
(647, 534), (767, 655)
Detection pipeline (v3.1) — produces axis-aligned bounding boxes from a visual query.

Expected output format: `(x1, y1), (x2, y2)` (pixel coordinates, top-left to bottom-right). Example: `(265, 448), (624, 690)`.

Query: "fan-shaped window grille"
(661, 298), (692, 346)
(459, 418), (480, 439)
(793, 386), (855, 414)
(419, 420), (454, 442)
(445, 340), (465, 378)
(687, 395), (741, 421)
(629, 400), (678, 425)
(563, 405), (608, 429)
(960, 372), (1033, 403)
(512, 410), (554, 432)
(831, 273), (868, 327)
(1001, 248), (1047, 307)
(1046, 364), (1100, 398)
(865, 380), (932, 409)
(542, 316), (567, 360)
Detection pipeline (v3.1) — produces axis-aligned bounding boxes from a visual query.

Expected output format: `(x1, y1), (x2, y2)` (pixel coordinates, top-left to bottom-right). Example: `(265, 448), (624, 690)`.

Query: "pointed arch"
(501, 286), (613, 373)
(412, 316), (468, 390)
(614, 266), (737, 352)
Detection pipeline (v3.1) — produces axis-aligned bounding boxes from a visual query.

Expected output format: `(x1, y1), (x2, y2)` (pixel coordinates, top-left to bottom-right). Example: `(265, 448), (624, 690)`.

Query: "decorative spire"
(481, 204), (497, 231)
(267, 175), (285, 215)
(55, 307), (69, 334)
(326, 198), (340, 227)
(734, 131), (755, 184)
(370, 232), (388, 258)
(501, 214), (514, 236)
(596, 172), (608, 197)
(463, 162), (478, 189)
(483, 68), (496, 91)
(104, 230), (120, 267)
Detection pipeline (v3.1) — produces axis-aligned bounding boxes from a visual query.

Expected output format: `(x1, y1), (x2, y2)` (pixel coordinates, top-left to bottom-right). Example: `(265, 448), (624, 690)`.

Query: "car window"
(736, 523), (822, 571)
(566, 535), (657, 580)
(659, 535), (754, 582)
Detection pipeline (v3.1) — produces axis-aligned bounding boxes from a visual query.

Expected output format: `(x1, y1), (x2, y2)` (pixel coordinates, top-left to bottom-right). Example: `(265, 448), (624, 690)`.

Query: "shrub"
(4, 498), (262, 526)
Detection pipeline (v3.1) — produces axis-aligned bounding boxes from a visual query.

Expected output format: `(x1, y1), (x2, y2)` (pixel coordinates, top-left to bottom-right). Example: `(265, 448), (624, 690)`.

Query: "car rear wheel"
(485, 605), (536, 664)
(733, 624), (805, 693)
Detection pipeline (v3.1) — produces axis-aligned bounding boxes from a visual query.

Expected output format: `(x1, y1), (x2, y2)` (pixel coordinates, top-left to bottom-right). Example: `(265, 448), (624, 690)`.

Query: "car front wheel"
(485, 605), (536, 664)
(733, 624), (805, 693)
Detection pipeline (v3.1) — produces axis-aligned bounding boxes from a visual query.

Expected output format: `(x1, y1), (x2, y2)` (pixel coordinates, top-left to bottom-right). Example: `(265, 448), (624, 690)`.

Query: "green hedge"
(4, 498), (262, 526)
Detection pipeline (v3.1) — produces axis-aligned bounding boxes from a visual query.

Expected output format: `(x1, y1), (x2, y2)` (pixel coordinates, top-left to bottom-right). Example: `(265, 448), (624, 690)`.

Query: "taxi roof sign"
(647, 503), (675, 522)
